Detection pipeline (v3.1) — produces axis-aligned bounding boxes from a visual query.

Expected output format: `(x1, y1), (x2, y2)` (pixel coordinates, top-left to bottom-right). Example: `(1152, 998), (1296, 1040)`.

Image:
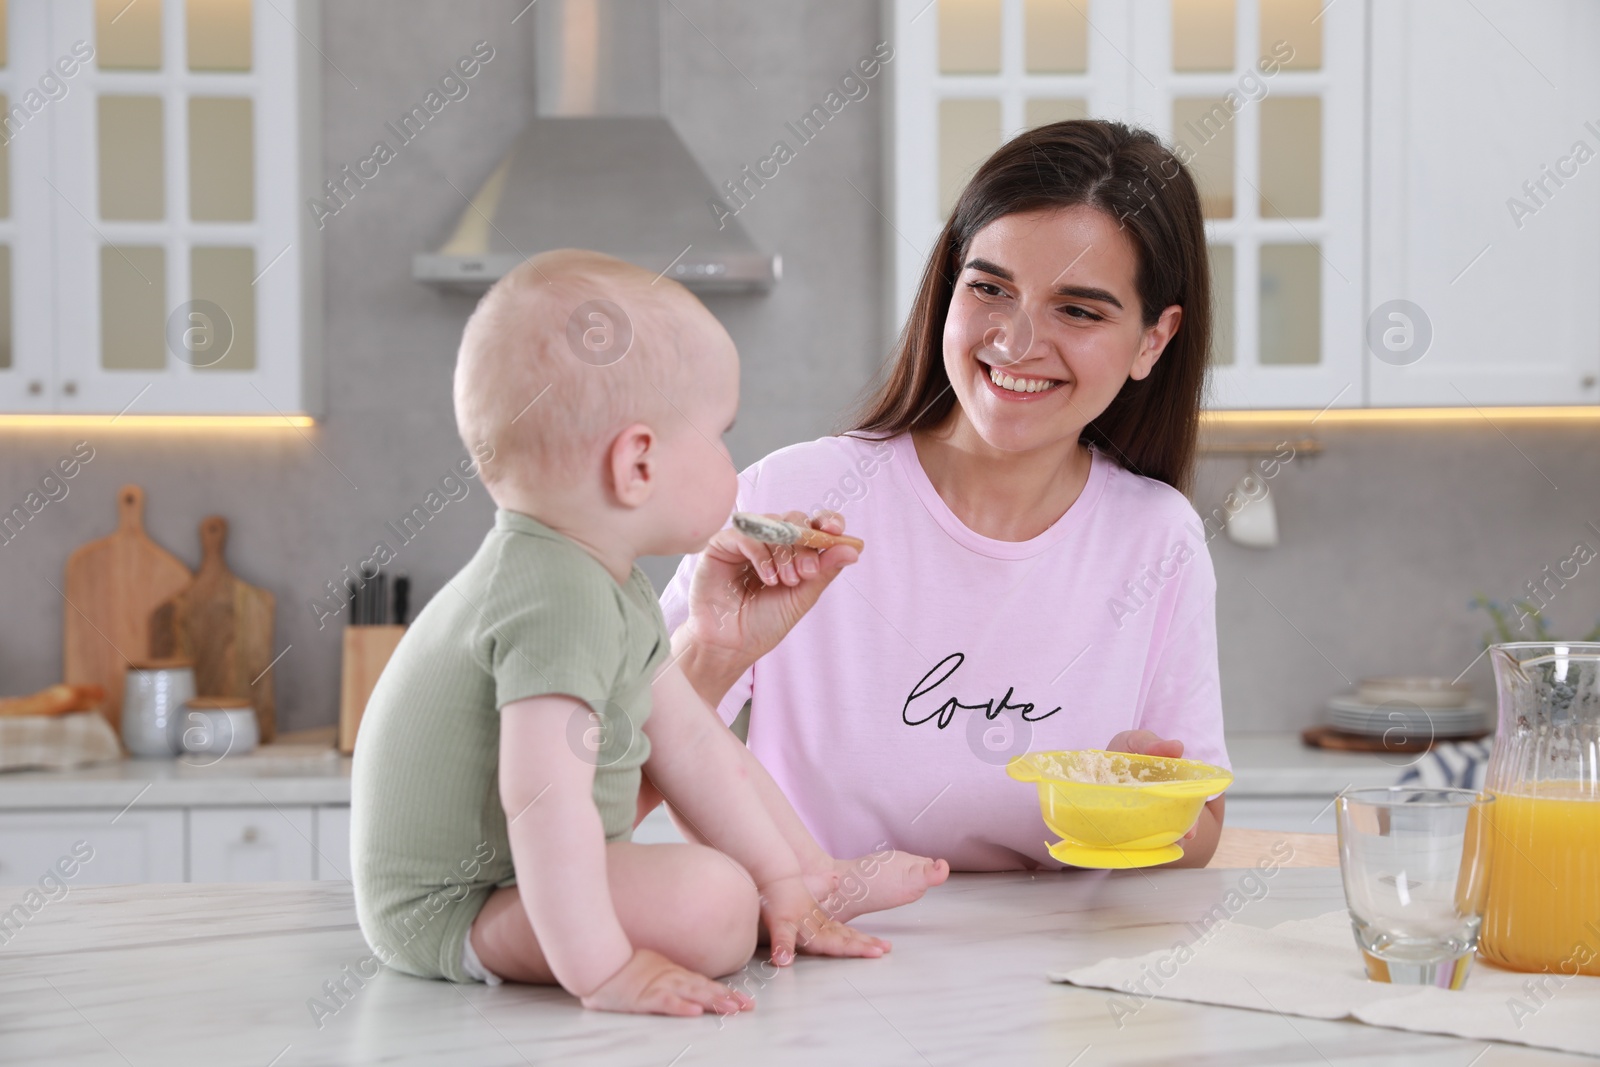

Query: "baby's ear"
(607, 422), (657, 507)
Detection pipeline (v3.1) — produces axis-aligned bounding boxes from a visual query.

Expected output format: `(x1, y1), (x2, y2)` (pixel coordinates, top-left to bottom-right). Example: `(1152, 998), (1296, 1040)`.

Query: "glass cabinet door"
(48, 0), (312, 416)
(891, 0), (1138, 321)
(1129, 0), (1364, 410)
(891, 0), (1361, 411)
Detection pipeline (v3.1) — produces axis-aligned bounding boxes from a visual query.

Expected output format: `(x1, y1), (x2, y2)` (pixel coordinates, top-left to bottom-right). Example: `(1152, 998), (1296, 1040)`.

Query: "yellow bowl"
(1007, 750), (1234, 869)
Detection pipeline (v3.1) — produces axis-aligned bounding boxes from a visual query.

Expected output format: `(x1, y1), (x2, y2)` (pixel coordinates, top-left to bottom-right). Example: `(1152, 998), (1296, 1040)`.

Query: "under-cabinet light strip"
(1203, 407), (1600, 425)
(0, 415), (316, 429)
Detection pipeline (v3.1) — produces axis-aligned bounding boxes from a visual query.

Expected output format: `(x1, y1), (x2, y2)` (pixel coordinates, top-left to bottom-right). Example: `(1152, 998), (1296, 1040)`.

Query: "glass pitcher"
(1479, 642), (1600, 975)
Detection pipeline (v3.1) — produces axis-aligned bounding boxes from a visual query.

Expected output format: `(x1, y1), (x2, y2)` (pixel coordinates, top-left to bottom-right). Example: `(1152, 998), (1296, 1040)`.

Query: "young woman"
(654, 118), (1224, 895)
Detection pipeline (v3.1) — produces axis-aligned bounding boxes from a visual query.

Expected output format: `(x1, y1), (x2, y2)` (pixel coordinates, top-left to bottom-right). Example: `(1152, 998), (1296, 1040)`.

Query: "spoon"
(731, 512), (864, 552)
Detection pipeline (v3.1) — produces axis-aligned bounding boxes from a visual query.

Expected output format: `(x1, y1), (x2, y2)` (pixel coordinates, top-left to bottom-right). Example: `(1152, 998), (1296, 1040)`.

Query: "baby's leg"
(469, 841), (759, 985)
(639, 759), (948, 925)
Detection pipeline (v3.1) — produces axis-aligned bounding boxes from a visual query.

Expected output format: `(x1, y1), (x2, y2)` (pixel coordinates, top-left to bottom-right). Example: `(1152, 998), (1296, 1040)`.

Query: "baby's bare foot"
(813, 850), (949, 924)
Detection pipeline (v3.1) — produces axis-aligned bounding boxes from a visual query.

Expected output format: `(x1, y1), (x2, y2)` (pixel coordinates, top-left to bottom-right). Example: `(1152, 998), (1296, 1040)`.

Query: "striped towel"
(1395, 739), (1493, 790)
(0, 712), (122, 772)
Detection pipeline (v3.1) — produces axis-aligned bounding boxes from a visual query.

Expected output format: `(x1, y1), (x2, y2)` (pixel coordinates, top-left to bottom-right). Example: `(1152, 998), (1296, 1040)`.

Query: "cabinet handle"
(62, 381), (78, 397)
(27, 380), (42, 395)
(242, 826), (259, 843)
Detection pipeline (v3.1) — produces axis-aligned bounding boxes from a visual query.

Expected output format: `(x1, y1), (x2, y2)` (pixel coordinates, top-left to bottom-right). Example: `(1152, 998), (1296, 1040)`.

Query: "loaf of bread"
(0, 683), (107, 718)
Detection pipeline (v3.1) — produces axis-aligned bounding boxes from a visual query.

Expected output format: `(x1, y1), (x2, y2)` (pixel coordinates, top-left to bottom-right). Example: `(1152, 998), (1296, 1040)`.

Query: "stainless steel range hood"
(413, 0), (779, 294)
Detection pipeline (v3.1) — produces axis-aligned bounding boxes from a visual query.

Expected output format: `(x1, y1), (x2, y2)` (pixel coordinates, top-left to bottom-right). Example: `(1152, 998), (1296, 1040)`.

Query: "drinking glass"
(1335, 787), (1495, 989)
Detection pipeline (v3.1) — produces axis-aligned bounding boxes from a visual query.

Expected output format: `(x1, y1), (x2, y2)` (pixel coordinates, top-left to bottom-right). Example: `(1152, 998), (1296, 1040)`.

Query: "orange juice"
(1479, 785), (1600, 975)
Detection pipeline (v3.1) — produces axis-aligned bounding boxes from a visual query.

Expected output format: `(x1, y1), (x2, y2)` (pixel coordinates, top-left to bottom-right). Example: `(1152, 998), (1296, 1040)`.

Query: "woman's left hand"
(1106, 728), (1184, 760)
(1107, 730), (1199, 839)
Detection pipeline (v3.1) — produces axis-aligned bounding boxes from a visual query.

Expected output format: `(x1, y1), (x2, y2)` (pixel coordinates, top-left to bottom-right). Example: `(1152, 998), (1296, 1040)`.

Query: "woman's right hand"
(679, 509), (861, 672)
(580, 948), (754, 1017)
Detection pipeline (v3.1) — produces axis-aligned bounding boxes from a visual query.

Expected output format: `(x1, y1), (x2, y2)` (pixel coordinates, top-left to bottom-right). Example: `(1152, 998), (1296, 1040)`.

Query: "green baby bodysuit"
(351, 509), (668, 982)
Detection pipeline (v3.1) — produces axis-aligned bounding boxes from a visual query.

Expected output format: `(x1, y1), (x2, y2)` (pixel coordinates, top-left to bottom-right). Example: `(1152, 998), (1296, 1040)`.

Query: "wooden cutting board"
(63, 485), (193, 734)
(150, 516), (278, 742)
(1300, 724), (1491, 753)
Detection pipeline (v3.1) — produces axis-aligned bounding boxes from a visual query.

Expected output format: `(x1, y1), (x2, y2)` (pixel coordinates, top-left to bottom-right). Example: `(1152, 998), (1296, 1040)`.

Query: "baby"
(351, 250), (932, 1017)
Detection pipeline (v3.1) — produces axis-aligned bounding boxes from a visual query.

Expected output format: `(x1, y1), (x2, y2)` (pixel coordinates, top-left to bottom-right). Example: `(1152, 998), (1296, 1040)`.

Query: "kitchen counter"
(1222, 733), (1421, 796)
(0, 733), (1401, 811)
(1, 870), (1582, 1066)
(0, 744), (350, 809)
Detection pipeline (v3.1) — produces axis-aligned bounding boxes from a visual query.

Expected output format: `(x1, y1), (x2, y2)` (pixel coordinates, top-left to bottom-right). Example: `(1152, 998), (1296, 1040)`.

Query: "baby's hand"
(581, 948), (753, 1018)
(759, 875), (890, 965)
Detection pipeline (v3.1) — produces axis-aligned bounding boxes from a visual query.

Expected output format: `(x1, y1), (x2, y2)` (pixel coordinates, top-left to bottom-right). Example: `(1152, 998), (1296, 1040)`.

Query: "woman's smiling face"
(940, 204), (1183, 454)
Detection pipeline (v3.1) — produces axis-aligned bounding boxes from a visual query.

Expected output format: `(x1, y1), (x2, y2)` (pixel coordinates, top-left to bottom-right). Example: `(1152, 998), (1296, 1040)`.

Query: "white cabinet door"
(0, 809), (184, 885)
(313, 805), (350, 882)
(41, 0), (320, 416)
(1129, 0), (1367, 411)
(1368, 0), (1600, 406)
(189, 806), (314, 882)
(888, 0), (1142, 325)
(0, 3), (59, 413)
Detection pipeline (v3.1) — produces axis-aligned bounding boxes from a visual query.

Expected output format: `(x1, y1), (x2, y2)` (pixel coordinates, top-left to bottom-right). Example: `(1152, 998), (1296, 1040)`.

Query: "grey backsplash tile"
(1198, 423), (1600, 731)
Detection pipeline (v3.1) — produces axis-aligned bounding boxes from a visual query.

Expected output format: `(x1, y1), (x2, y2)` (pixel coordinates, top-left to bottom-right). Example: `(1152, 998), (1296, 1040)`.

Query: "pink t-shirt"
(660, 433), (1228, 870)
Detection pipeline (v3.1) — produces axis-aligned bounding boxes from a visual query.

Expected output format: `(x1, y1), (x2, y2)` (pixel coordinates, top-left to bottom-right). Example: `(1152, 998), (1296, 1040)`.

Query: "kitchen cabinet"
(189, 805), (315, 882)
(1367, 0), (1600, 407)
(0, 751), (351, 885)
(892, 0), (1598, 409)
(314, 804), (351, 881)
(891, 0), (1365, 411)
(0, 0), (322, 417)
(1126, 0), (1366, 411)
(0, 806), (352, 887)
(0, 809), (184, 885)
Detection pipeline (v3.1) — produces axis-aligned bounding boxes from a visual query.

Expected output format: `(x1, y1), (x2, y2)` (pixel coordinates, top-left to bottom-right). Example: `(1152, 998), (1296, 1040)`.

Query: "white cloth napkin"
(0, 711), (122, 771)
(1051, 909), (1600, 1057)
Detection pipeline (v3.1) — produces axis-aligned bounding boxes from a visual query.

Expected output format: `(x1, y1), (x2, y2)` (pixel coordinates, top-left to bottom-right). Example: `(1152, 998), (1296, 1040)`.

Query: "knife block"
(338, 625), (406, 755)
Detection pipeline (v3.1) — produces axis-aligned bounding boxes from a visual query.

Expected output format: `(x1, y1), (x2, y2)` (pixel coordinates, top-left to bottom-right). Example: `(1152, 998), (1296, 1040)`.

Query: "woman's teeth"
(988, 366), (1061, 394)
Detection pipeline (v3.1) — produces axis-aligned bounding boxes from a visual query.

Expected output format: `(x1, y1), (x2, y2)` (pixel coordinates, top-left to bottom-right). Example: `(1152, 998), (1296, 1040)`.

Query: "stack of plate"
(1324, 677), (1492, 739)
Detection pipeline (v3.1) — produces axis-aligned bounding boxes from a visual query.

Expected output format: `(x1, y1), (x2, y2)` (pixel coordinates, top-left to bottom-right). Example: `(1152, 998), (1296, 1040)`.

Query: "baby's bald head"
(454, 250), (728, 500)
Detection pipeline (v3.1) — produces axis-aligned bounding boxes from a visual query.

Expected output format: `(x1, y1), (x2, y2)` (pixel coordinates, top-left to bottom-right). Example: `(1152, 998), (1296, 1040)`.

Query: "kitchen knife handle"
(394, 576), (410, 626)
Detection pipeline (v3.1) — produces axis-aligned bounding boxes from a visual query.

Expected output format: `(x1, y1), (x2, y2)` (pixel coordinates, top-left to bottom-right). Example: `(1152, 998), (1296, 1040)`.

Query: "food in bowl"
(1032, 749), (1160, 785)
(1007, 750), (1234, 869)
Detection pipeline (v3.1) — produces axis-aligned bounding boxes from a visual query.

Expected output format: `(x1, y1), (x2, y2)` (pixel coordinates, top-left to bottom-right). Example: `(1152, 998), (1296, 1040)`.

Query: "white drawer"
(313, 805), (350, 881)
(189, 806), (314, 882)
(0, 809), (184, 886)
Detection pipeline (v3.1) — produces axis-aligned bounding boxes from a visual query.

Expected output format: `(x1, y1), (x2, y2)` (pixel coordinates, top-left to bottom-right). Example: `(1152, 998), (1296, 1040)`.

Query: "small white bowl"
(173, 700), (259, 756)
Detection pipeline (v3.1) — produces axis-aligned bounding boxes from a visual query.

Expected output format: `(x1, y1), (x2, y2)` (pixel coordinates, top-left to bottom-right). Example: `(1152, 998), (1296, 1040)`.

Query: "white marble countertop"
(0, 870), (1580, 1067)
(0, 733), (1401, 811)
(0, 744), (351, 809)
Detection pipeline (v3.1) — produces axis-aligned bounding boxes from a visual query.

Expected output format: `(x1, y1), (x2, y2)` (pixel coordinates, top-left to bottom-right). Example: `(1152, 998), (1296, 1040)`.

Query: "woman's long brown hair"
(847, 119), (1211, 496)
